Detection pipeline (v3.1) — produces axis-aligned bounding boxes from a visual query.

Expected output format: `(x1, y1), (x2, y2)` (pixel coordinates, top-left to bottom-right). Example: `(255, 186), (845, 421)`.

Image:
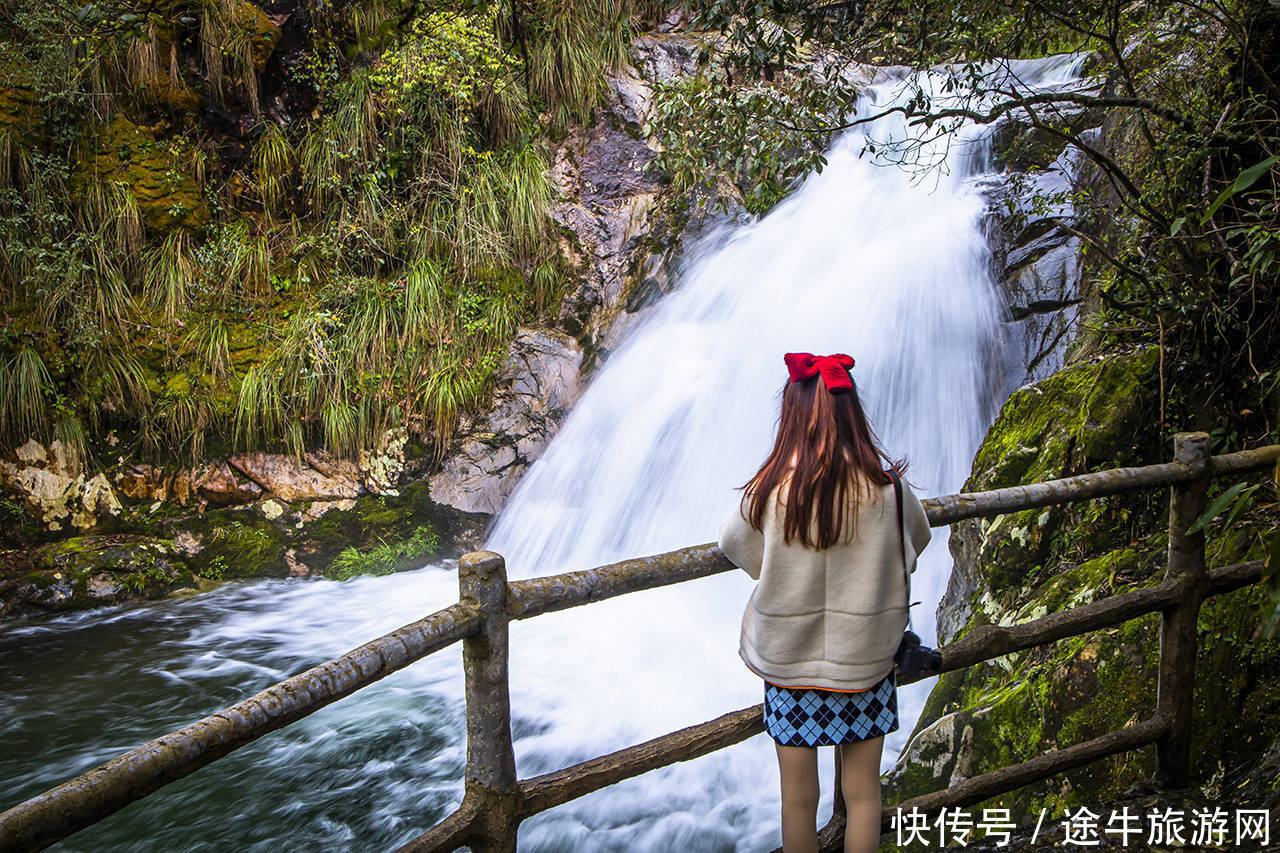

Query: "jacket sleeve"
(718, 502), (764, 581)
(900, 481), (932, 574)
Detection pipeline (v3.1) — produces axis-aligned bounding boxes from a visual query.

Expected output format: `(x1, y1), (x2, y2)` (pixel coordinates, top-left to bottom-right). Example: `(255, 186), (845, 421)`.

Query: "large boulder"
(14, 534), (195, 611)
(936, 346), (1162, 639)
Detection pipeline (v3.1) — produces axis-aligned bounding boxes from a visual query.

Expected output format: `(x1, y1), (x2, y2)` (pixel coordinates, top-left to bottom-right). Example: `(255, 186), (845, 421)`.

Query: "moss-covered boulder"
(117, 478), (488, 582)
(13, 534), (197, 611)
(885, 344), (1280, 818)
(937, 345), (1162, 637)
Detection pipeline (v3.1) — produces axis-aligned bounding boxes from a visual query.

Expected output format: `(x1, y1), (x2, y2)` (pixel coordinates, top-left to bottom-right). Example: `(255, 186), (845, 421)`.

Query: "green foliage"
(0, 345), (50, 445)
(326, 523), (441, 580)
(647, 68), (857, 215)
(0, 0), (647, 466)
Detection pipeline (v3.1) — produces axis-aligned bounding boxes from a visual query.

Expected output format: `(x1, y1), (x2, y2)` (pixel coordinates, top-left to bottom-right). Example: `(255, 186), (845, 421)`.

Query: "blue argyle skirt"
(763, 669), (898, 747)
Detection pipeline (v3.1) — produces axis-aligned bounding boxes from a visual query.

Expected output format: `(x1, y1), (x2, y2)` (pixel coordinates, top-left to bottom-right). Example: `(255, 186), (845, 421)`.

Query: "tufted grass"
(144, 230), (196, 323)
(0, 345), (50, 444)
(507, 0), (636, 132)
(80, 345), (152, 432)
(327, 524), (441, 580)
(253, 122), (295, 211)
(186, 317), (232, 381)
(2, 0), (646, 466)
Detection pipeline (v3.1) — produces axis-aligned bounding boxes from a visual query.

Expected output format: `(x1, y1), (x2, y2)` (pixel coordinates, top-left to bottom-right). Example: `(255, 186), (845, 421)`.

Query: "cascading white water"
(0, 53), (1088, 853)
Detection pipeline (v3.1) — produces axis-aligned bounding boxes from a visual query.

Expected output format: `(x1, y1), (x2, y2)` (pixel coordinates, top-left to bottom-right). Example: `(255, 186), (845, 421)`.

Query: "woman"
(718, 352), (932, 853)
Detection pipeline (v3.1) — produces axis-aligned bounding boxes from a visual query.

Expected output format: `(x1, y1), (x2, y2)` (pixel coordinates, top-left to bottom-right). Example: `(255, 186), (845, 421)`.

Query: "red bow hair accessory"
(784, 352), (856, 393)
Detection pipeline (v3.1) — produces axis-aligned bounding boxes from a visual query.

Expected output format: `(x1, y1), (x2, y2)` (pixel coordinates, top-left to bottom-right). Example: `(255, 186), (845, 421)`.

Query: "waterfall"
(0, 53), (1087, 853)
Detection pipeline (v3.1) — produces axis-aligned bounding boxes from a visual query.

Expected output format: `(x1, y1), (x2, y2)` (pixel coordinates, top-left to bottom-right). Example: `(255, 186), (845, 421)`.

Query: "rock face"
(885, 345), (1280, 817)
(982, 99), (1104, 390)
(429, 329), (584, 514)
(549, 31), (747, 362)
(0, 439), (123, 533)
(935, 347), (1162, 646)
(111, 427), (409, 509)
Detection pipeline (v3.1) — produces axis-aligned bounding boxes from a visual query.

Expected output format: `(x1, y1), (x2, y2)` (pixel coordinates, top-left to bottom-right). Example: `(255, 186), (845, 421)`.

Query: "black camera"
(894, 630), (942, 679)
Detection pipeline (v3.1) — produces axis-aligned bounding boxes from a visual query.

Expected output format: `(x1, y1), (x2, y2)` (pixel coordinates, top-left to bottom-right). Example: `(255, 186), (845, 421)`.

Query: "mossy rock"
(116, 478), (488, 581)
(968, 346), (1161, 493)
(896, 342), (1280, 816)
(184, 513), (289, 579)
(16, 534), (195, 610)
(231, 1), (281, 73)
(77, 115), (210, 233)
(294, 480), (487, 575)
(890, 527), (1280, 816)
(941, 346), (1162, 615)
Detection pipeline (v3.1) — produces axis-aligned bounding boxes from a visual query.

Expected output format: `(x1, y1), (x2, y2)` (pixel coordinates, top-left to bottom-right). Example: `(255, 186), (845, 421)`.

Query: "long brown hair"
(740, 372), (905, 549)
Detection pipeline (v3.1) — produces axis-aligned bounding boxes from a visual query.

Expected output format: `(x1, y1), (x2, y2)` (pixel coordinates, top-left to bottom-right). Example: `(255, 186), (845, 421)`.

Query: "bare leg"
(838, 736), (885, 853)
(775, 743), (820, 853)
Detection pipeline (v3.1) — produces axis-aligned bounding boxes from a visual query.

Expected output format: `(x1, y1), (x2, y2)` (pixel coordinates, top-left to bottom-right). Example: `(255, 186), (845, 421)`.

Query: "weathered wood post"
(458, 550), (521, 851)
(1154, 432), (1211, 789)
(817, 748), (849, 852)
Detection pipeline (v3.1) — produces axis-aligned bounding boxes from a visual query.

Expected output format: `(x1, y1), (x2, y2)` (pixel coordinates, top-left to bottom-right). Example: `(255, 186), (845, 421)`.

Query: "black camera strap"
(888, 468), (915, 631)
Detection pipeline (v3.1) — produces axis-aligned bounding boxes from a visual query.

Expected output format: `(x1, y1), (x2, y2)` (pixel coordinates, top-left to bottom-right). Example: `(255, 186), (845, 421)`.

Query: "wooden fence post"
(459, 550), (520, 852)
(817, 748), (849, 852)
(1154, 432), (1212, 789)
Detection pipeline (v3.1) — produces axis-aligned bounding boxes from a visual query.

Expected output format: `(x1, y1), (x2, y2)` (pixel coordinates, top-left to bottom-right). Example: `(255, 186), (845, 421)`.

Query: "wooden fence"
(1, 432), (1277, 853)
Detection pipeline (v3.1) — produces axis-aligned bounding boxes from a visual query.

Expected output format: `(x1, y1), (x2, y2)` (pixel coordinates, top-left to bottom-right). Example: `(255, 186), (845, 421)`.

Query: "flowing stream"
(1, 54), (1086, 852)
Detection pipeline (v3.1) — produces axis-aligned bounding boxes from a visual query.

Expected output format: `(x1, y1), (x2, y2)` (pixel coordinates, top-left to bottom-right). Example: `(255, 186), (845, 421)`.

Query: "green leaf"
(1169, 216), (1186, 236)
(1200, 154), (1280, 224)
(1186, 481), (1249, 534)
(1217, 483), (1259, 532)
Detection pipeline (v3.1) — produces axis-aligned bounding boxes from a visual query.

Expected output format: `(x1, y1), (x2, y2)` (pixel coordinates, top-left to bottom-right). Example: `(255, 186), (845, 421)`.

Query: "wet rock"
(984, 134), (1095, 389)
(892, 345), (1279, 819)
(226, 450), (363, 503)
(193, 459), (267, 506)
(935, 346), (1161, 642)
(16, 534), (195, 611)
(14, 439), (45, 467)
(430, 329), (584, 514)
(107, 427), (407, 511)
(232, 0), (281, 72)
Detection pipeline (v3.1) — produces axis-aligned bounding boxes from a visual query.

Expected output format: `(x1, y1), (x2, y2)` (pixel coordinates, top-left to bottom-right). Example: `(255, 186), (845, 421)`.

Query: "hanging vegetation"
(0, 0), (660, 466)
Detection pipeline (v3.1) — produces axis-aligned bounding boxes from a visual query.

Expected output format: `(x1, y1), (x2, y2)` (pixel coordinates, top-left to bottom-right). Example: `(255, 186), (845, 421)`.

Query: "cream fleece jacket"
(718, 476), (933, 691)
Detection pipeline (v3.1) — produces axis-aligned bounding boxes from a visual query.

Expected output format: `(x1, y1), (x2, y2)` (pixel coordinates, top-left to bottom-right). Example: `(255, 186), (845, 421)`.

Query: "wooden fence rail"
(1, 433), (1276, 853)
